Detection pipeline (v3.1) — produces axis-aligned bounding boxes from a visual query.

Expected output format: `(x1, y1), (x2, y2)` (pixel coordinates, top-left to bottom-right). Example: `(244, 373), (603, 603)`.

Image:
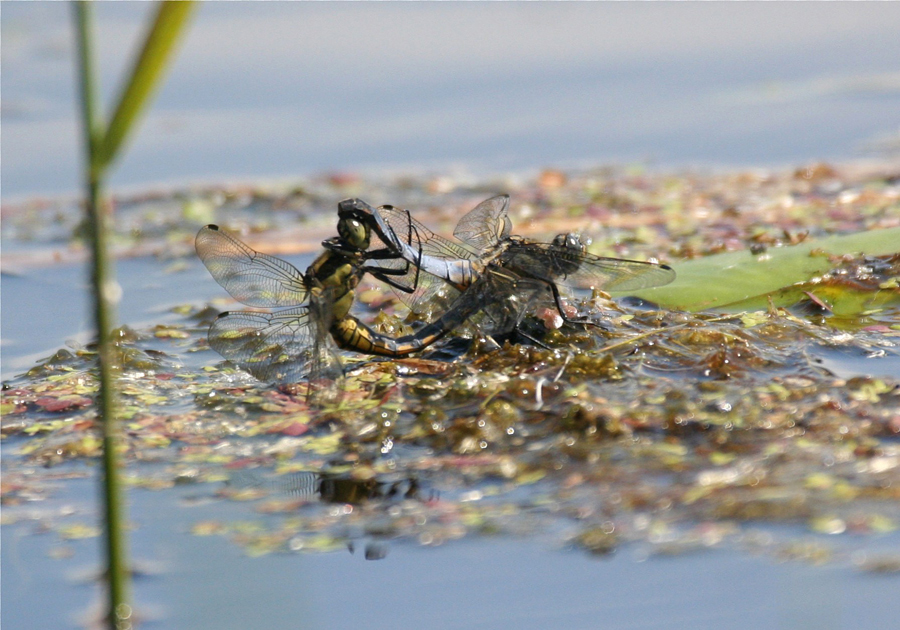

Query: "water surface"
(3, 2), (900, 200)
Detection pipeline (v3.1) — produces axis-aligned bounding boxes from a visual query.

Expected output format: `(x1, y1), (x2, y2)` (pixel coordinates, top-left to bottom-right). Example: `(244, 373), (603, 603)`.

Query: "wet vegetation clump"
(3, 163), (900, 563)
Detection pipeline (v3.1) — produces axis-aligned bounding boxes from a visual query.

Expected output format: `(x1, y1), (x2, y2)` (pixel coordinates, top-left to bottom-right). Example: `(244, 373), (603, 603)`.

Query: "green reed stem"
(74, 2), (131, 627)
(72, 3), (194, 622)
(99, 1), (197, 169)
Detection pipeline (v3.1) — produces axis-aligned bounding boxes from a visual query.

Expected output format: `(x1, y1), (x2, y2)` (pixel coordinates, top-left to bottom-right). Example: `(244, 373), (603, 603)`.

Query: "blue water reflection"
(4, 470), (900, 630)
(3, 2), (900, 200)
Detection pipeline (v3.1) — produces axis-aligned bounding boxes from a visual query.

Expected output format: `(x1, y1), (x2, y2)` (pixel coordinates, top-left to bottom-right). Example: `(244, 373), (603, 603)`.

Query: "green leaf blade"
(97, 1), (197, 169)
(623, 226), (900, 312)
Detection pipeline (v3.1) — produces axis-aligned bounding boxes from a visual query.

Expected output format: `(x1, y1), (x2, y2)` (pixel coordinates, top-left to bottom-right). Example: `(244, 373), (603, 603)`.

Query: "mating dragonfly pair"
(195, 195), (675, 384)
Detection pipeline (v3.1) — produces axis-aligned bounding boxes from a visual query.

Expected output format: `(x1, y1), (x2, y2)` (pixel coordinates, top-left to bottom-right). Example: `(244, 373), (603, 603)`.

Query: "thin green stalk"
(71, 2), (194, 622)
(99, 1), (196, 169)
(73, 2), (132, 628)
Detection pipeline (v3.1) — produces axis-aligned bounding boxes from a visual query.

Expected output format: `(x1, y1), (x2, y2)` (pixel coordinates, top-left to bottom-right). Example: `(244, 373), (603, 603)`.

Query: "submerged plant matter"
(3, 164), (900, 563)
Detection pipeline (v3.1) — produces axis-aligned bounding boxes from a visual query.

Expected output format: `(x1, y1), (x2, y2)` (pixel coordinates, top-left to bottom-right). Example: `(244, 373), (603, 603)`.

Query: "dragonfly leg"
(547, 282), (605, 328)
(363, 243), (423, 296)
(371, 272), (420, 295)
(363, 262), (421, 295)
(509, 328), (553, 350)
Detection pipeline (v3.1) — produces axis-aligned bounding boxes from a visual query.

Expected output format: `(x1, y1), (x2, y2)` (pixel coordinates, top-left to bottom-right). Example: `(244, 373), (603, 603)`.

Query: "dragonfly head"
(336, 198), (375, 251)
(552, 232), (588, 255)
(337, 197), (405, 252)
(338, 198), (377, 218)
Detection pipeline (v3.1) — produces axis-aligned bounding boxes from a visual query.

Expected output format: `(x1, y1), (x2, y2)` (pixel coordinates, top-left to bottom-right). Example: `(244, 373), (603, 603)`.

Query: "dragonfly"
(369, 194), (676, 339)
(196, 199), (468, 385)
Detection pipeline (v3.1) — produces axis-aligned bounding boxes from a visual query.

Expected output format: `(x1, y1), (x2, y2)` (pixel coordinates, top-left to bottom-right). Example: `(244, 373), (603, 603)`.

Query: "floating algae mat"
(2, 163), (900, 565)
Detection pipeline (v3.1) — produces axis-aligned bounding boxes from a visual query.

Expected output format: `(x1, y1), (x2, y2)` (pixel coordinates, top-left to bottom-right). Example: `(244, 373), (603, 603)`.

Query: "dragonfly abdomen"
(330, 288), (483, 358)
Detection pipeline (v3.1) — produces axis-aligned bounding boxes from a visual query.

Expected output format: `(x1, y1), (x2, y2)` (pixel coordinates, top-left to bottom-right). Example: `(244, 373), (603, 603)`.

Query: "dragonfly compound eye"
(553, 232), (586, 254)
(339, 218), (370, 249)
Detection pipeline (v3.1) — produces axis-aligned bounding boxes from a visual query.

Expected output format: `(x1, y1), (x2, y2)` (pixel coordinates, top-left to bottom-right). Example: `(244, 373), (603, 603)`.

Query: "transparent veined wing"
(378, 205), (475, 261)
(502, 242), (676, 293)
(464, 270), (545, 336)
(304, 288), (345, 401)
(208, 306), (336, 384)
(452, 195), (511, 252)
(373, 205), (474, 314)
(196, 225), (308, 308)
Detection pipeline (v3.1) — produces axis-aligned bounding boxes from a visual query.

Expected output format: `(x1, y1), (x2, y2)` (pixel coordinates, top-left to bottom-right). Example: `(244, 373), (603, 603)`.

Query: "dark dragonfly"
(195, 199), (463, 385)
(371, 194), (676, 338)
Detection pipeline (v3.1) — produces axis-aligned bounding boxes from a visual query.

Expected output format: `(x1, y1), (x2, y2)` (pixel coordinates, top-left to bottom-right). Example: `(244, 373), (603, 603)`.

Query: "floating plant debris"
(2, 163), (899, 560)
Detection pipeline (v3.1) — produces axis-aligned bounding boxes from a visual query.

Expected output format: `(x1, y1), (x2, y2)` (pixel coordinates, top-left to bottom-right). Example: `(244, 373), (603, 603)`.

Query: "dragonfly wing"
(567, 254), (676, 292)
(309, 288), (344, 380)
(393, 272), (463, 318)
(306, 288), (345, 401)
(503, 243), (676, 293)
(196, 225), (308, 307)
(476, 275), (551, 335)
(208, 306), (321, 384)
(403, 282), (463, 326)
(378, 205), (475, 261)
(373, 205), (472, 312)
(425, 267), (522, 337)
(452, 195), (511, 251)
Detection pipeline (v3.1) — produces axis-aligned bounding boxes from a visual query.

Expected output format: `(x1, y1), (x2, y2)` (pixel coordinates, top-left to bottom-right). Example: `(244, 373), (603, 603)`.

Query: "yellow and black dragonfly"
(196, 199), (464, 385)
(370, 194), (676, 339)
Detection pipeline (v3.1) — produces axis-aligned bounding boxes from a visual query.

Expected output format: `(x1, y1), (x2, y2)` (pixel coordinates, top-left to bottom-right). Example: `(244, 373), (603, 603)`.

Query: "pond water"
(4, 459), (900, 630)
(1, 253), (266, 381)
(3, 173), (900, 629)
(3, 2), (900, 200)
(3, 3), (900, 622)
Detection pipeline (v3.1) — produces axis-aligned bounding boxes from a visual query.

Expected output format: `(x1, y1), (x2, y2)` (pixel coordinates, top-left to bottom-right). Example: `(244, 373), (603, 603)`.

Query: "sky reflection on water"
(4, 471), (900, 630)
(3, 2), (900, 200)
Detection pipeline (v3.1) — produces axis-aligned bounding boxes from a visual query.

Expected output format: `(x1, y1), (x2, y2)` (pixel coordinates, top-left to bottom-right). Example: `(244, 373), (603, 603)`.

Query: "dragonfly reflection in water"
(371, 194), (676, 341)
(195, 199), (475, 386)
